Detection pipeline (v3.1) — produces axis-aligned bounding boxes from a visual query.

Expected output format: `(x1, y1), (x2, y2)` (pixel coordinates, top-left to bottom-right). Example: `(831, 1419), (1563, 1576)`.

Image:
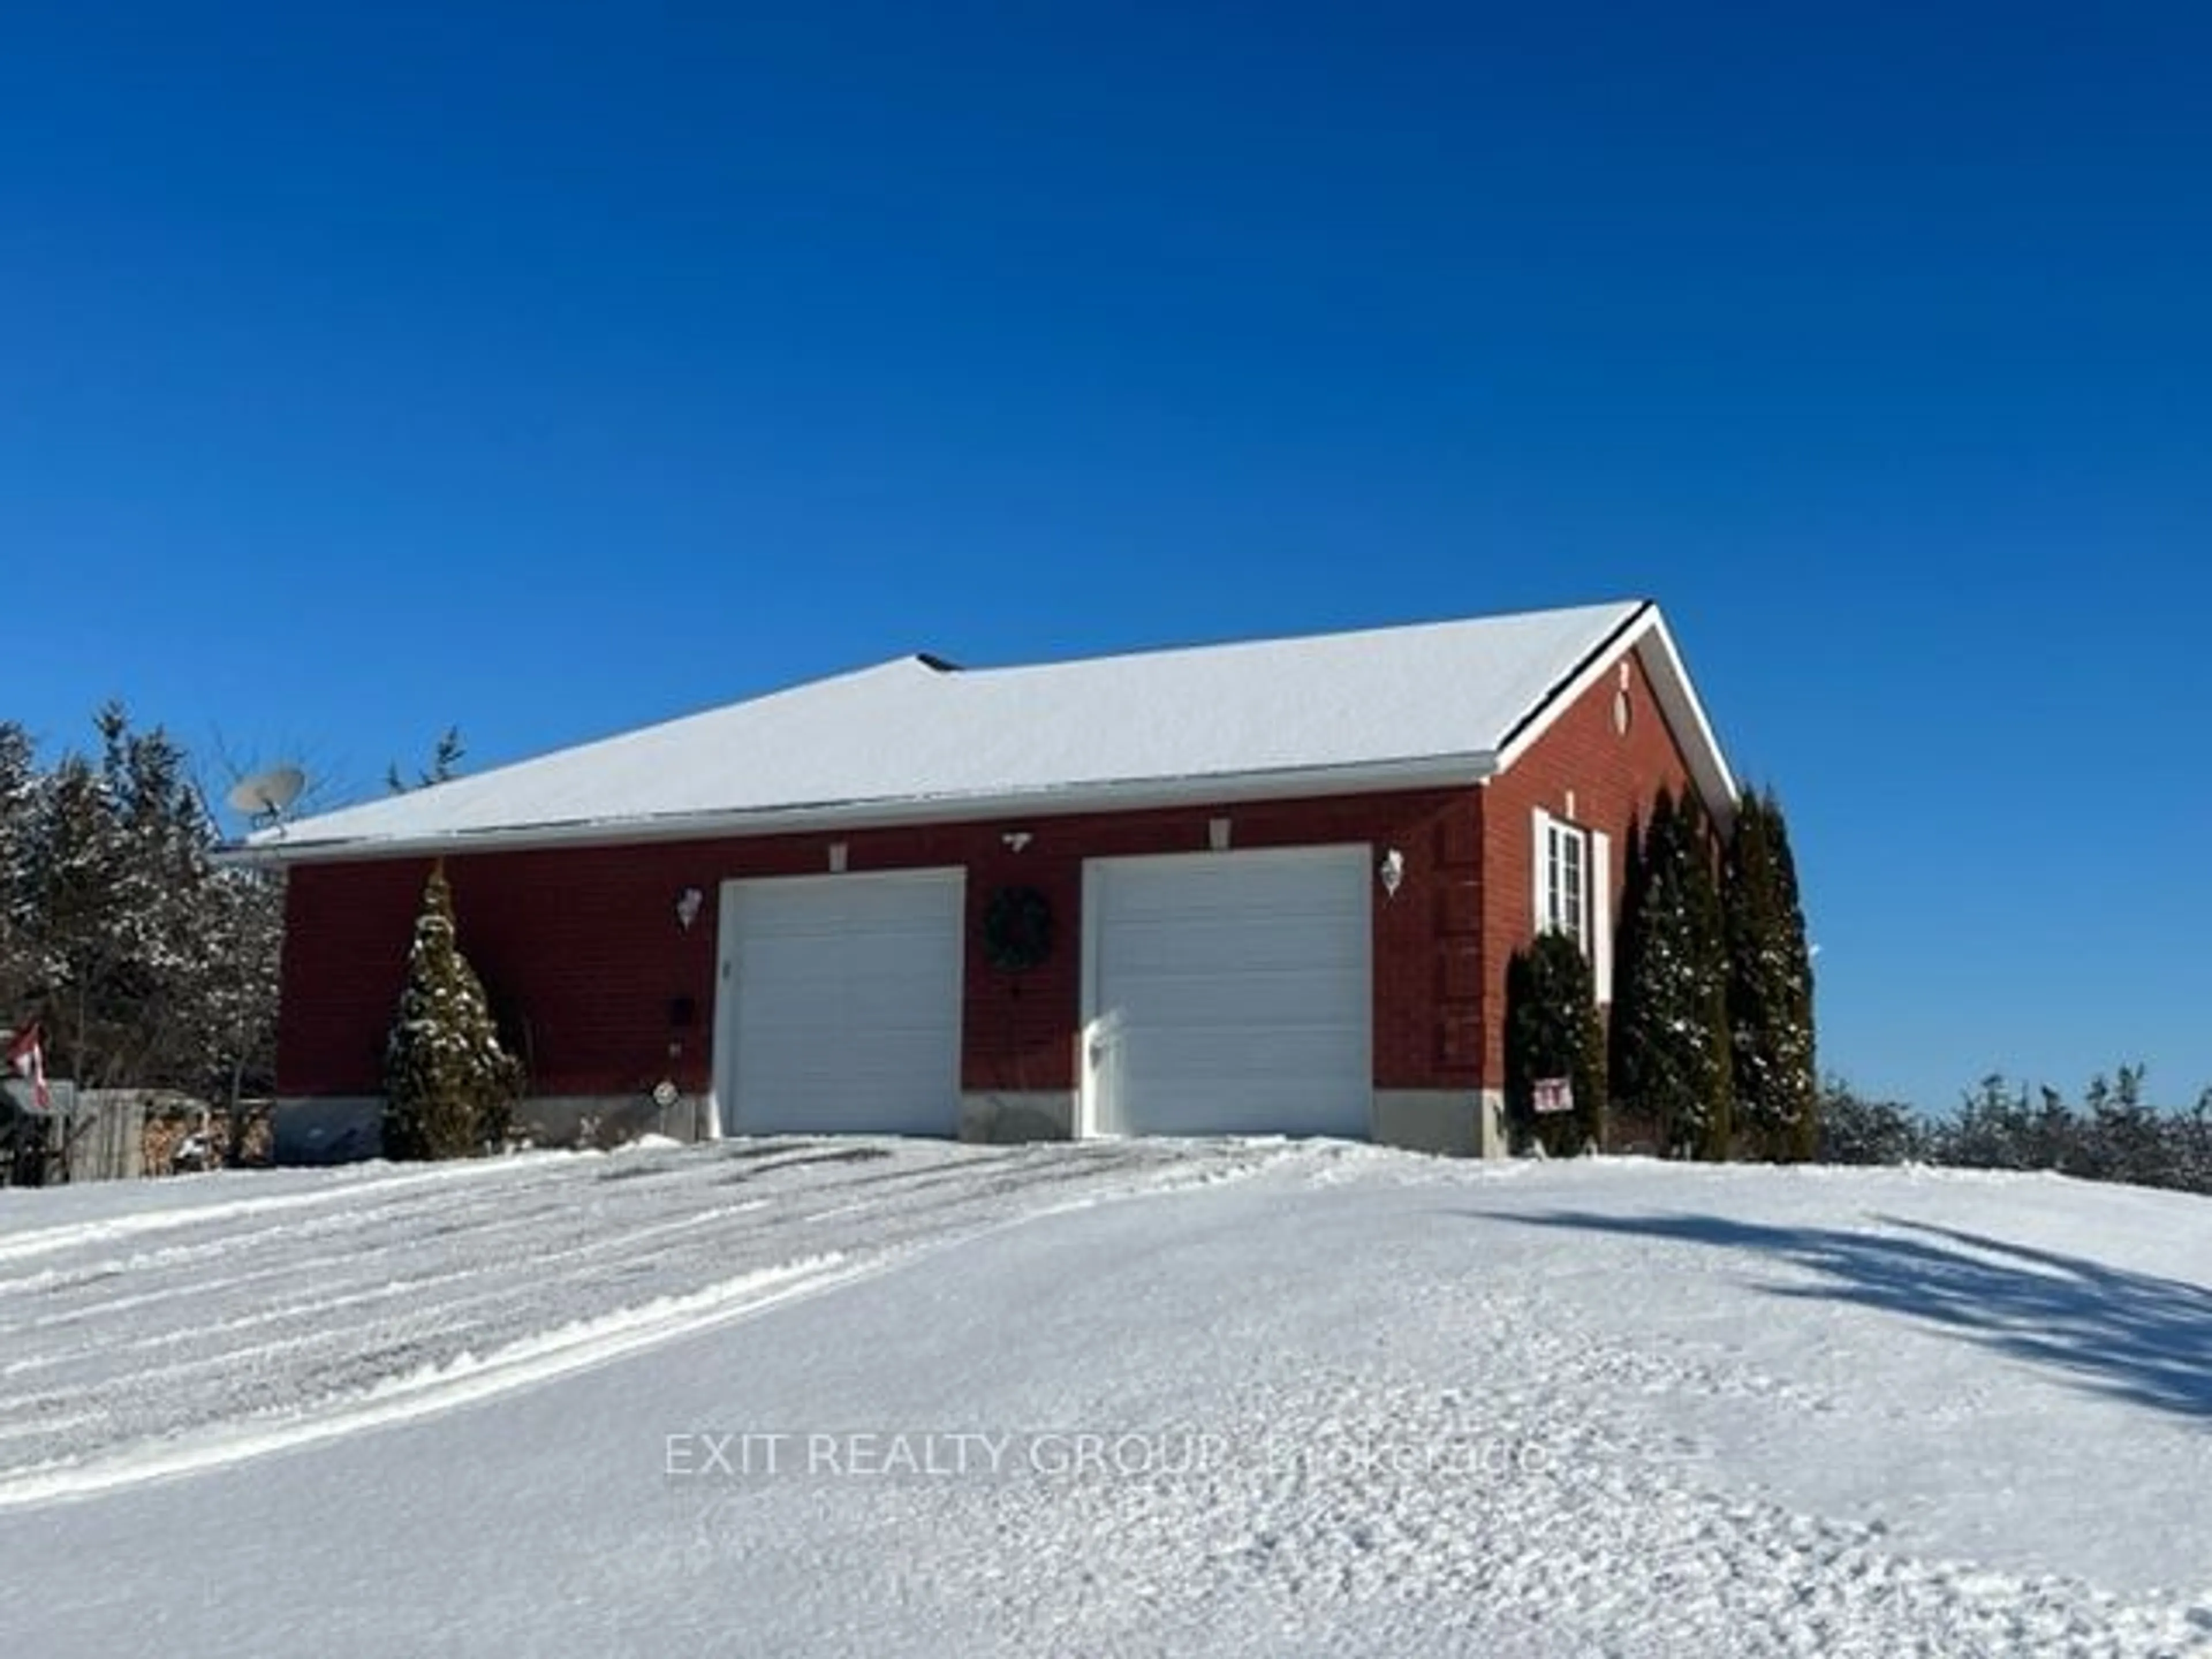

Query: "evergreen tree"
(1607, 807), (1650, 1141)
(1613, 786), (1733, 1158)
(1763, 795), (1818, 1161)
(0, 723), (37, 1003)
(0, 708), (283, 1104)
(2082, 1066), (2164, 1188)
(1503, 930), (1607, 1155)
(1819, 1069), (2212, 1195)
(1724, 790), (1819, 1160)
(383, 862), (521, 1160)
(200, 865), (286, 1112)
(1680, 792), (1735, 1158)
(1815, 1079), (1927, 1165)
(20, 746), (141, 1086)
(5, 706), (268, 1092)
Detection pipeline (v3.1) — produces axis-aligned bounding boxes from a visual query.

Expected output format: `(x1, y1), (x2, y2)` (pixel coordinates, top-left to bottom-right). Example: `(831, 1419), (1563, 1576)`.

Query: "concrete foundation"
(273, 1092), (718, 1164)
(513, 1093), (717, 1149)
(278, 1086), (1508, 1161)
(271, 1097), (384, 1165)
(1372, 1089), (1509, 1159)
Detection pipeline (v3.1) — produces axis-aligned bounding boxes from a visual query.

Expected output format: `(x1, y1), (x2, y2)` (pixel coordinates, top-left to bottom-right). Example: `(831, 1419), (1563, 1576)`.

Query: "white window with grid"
(1531, 807), (1613, 1005)
(1546, 817), (1587, 945)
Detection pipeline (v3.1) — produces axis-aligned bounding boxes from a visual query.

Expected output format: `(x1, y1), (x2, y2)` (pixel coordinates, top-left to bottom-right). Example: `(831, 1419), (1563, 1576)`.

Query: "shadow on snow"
(1480, 1207), (2212, 1421)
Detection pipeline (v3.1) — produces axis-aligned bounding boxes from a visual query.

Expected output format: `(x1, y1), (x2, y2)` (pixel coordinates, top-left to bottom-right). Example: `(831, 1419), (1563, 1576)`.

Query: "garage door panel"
(1088, 848), (1370, 1139)
(721, 872), (963, 1137)
(1121, 1023), (1366, 1077)
(1109, 967), (1361, 1024)
(1118, 1062), (1361, 1135)
(1101, 929), (1345, 979)
(1113, 916), (1369, 950)
(1102, 897), (1365, 945)
(1102, 937), (1355, 982)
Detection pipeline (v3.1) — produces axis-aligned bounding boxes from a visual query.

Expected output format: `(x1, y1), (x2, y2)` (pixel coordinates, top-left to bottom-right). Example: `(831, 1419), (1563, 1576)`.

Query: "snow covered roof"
(250, 599), (1734, 861)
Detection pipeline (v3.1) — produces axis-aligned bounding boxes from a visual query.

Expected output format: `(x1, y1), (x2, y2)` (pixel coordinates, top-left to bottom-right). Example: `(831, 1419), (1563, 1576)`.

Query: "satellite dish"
(226, 765), (306, 823)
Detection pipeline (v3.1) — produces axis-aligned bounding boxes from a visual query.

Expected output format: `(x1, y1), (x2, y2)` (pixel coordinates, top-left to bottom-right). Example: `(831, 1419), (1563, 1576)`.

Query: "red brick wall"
(275, 787), (1484, 1101)
(280, 858), (438, 1096)
(1476, 646), (1706, 1086)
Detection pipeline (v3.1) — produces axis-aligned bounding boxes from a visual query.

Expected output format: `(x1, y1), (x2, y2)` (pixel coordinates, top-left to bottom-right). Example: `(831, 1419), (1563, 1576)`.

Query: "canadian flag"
(6, 1020), (50, 1112)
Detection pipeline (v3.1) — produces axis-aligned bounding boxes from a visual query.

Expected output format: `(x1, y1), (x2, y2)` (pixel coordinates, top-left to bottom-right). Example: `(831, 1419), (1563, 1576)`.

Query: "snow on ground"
(2, 1141), (2209, 1656)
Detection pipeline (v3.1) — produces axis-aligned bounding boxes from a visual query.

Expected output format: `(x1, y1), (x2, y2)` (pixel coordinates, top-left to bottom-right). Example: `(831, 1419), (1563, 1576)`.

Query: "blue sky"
(3, 3), (2207, 1109)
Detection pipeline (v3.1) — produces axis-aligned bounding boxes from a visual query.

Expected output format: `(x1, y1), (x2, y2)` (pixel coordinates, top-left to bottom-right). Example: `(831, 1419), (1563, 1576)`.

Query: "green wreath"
(982, 884), (1055, 972)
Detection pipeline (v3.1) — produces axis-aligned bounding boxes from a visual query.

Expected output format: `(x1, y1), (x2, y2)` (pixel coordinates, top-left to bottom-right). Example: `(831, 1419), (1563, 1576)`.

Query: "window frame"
(1542, 816), (1590, 948)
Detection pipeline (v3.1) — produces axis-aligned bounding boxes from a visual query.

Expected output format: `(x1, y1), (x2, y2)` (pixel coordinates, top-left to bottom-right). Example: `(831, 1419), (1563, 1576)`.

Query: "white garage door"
(1084, 847), (1371, 1139)
(716, 870), (964, 1137)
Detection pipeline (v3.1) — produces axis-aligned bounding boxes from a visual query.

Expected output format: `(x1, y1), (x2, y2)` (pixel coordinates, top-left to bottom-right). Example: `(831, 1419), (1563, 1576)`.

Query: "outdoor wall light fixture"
(675, 887), (704, 930)
(1378, 849), (1406, 898)
(1002, 830), (1033, 852)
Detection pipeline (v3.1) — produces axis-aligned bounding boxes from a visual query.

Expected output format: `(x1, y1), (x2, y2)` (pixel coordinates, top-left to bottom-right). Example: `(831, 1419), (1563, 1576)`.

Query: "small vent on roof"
(914, 652), (963, 673)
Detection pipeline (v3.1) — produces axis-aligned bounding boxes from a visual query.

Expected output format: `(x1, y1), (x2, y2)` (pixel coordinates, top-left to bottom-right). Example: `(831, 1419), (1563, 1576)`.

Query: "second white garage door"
(715, 870), (964, 1137)
(1082, 846), (1372, 1139)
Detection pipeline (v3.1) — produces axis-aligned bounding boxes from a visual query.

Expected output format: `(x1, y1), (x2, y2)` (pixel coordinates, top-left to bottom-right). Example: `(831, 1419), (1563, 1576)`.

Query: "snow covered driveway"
(2, 1144), (2209, 1656)
(0, 1136), (1281, 1499)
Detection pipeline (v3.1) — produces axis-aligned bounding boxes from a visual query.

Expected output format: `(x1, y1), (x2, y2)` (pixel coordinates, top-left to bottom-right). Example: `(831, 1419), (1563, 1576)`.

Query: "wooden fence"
(1, 1083), (273, 1185)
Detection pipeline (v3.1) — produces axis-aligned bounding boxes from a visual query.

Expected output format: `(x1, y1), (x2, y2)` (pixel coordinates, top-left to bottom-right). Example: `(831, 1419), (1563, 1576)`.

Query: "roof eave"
(226, 752), (1501, 867)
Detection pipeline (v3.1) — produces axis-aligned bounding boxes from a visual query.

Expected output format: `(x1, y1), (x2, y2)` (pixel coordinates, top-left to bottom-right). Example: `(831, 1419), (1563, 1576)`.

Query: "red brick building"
(255, 600), (1735, 1159)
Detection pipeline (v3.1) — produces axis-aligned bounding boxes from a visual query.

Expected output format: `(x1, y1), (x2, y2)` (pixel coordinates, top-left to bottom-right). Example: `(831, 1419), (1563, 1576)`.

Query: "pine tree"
(0, 708), (285, 1103)
(1613, 786), (1733, 1158)
(1503, 930), (1607, 1155)
(201, 865), (285, 1112)
(0, 723), (37, 1005)
(1607, 808), (1650, 1143)
(21, 748), (135, 1086)
(383, 862), (521, 1160)
(1680, 792), (1735, 1158)
(1724, 790), (1819, 1160)
(1763, 797), (1818, 1161)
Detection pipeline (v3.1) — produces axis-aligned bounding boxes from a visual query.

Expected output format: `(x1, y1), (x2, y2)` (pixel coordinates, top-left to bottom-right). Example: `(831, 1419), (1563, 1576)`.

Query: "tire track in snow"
(0, 1253), (882, 1508)
(0, 1137), (1013, 1315)
(0, 1138), (1297, 1500)
(1, 1194), (781, 1382)
(0, 1149), (874, 1353)
(0, 1157), (564, 1267)
(0, 1160), (630, 1300)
